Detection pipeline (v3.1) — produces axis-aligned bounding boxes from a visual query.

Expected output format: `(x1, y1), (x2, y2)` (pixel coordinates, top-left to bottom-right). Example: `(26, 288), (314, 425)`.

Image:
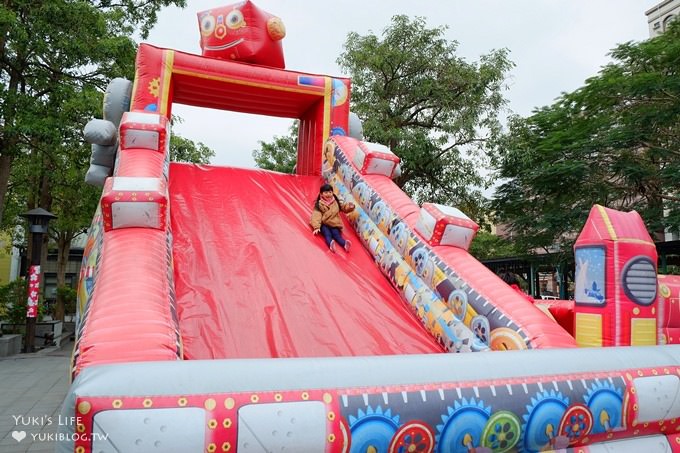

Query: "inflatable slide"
(59, 3), (680, 452)
(169, 164), (445, 359)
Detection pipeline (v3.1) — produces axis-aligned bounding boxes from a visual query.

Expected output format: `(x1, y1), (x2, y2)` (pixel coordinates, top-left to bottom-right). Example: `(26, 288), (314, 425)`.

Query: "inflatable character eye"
(200, 13), (216, 36)
(226, 9), (245, 29)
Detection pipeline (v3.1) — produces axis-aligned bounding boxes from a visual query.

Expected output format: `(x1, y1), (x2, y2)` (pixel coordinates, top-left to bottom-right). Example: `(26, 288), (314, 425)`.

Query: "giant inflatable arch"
(132, 43), (349, 176)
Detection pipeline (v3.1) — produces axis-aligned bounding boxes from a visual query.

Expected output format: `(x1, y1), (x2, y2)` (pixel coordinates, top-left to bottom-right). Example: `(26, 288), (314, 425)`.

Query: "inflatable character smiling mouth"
(197, 0), (286, 68)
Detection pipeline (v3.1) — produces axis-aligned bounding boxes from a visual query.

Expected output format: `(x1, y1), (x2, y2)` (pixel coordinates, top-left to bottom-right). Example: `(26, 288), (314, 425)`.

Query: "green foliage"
(468, 230), (523, 261)
(0, 290), (6, 320)
(0, 0), (186, 227)
(0, 279), (28, 326)
(56, 285), (77, 315)
(252, 122), (298, 173)
(492, 22), (680, 251)
(338, 15), (513, 222)
(169, 115), (216, 164)
(170, 135), (215, 164)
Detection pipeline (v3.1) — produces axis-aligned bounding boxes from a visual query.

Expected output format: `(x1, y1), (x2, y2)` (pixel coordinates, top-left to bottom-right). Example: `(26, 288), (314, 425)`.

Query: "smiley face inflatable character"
(197, 1), (286, 68)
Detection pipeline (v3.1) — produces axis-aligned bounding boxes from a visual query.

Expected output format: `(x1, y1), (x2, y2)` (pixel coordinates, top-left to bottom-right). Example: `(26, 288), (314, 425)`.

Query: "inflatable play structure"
(60, 2), (680, 452)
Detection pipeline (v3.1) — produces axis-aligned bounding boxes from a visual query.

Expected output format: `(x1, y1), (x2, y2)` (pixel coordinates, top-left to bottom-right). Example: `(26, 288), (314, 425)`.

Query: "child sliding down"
(310, 183), (355, 253)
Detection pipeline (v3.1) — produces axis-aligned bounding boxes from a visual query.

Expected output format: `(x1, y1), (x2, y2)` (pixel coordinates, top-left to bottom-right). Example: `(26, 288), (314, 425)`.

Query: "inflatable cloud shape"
(197, 0), (286, 68)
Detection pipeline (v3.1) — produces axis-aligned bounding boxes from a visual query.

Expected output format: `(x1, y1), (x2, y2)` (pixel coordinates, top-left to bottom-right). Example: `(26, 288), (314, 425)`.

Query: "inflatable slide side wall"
(659, 275), (680, 344)
(324, 135), (576, 352)
(74, 114), (182, 378)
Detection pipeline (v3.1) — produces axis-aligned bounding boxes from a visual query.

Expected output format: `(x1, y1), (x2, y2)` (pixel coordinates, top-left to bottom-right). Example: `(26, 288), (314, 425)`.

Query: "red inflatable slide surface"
(169, 163), (445, 359)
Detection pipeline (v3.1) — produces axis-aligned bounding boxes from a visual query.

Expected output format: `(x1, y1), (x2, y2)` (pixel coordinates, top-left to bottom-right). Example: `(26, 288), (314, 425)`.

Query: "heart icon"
(12, 430), (26, 442)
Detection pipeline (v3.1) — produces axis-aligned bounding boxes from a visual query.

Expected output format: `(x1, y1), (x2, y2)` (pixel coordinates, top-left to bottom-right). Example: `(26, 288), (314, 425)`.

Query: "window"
(621, 257), (657, 305)
(575, 247), (606, 306)
(44, 274), (58, 300)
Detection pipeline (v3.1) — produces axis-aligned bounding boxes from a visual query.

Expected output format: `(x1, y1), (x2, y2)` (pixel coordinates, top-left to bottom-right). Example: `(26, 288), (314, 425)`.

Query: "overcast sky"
(145, 0), (661, 168)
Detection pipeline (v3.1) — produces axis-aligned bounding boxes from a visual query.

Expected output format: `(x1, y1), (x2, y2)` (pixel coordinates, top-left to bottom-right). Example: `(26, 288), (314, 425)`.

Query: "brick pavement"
(0, 340), (73, 453)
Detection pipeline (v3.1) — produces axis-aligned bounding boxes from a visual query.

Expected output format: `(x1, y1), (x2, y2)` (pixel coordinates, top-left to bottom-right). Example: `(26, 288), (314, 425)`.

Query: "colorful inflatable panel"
(324, 135), (575, 352)
(58, 345), (680, 452)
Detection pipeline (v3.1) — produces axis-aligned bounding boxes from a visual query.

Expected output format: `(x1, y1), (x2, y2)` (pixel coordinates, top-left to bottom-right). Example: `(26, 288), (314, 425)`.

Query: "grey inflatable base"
(57, 345), (680, 452)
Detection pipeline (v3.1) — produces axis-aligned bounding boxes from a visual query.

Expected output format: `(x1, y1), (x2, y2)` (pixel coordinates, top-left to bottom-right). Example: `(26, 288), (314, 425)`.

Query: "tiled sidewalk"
(0, 341), (73, 453)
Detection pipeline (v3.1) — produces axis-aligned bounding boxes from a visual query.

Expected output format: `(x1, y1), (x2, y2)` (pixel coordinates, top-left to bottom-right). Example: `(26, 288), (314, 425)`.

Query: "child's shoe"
(329, 240), (337, 253)
(344, 239), (352, 252)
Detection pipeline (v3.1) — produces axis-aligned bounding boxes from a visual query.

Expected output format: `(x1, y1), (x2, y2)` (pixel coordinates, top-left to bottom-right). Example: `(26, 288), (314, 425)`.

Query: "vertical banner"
(27, 265), (41, 318)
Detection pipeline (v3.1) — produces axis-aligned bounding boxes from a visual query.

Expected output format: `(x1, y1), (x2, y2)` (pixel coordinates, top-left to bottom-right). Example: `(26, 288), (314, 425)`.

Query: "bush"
(56, 285), (77, 315)
(0, 279), (45, 330)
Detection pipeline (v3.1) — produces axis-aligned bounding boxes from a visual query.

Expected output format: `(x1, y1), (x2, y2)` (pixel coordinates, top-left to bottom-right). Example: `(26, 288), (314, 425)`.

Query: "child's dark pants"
(320, 224), (346, 248)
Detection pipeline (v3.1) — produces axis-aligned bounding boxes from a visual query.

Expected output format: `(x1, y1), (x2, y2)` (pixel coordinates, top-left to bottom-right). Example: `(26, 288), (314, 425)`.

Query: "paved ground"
(0, 340), (73, 453)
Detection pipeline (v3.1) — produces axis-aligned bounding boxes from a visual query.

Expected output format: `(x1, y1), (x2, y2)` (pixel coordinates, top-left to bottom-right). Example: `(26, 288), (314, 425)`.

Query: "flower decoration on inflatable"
(197, 0), (286, 68)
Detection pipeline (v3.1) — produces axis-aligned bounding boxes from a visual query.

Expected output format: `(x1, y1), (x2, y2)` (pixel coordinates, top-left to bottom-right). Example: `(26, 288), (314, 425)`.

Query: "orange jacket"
(310, 198), (353, 230)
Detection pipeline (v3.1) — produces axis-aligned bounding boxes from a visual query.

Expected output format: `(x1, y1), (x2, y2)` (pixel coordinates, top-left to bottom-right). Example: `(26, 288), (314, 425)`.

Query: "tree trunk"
(646, 186), (666, 243)
(1, 55), (23, 226)
(0, 153), (12, 225)
(54, 232), (73, 322)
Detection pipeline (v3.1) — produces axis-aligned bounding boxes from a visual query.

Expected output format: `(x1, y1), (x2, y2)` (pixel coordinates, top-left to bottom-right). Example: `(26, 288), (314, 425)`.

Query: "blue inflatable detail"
(584, 380), (624, 434)
(331, 127), (347, 136)
(520, 390), (569, 453)
(436, 397), (491, 453)
(348, 405), (401, 453)
(331, 78), (348, 106)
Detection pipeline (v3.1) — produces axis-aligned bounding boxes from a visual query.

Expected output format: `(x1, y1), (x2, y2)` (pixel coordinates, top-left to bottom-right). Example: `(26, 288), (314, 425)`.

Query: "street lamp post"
(21, 208), (56, 353)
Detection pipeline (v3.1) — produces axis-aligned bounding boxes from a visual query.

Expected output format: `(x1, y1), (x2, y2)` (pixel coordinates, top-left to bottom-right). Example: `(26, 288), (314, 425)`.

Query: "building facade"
(646, 0), (680, 37)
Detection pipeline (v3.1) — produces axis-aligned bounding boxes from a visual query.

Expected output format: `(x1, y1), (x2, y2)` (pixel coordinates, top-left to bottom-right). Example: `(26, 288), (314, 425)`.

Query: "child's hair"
(315, 183), (341, 211)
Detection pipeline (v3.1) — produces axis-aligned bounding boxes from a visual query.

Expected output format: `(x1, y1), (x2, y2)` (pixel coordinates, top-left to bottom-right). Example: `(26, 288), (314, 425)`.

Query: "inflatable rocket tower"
(573, 205), (658, 346)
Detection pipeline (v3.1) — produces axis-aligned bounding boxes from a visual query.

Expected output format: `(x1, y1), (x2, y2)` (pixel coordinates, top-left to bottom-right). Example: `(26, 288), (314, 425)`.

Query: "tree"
(0, 0), (186, 227)
(468, 231), (523, 261)
(170, 136), (215, 164)
(337, 15), (513, 221)
(492, 22), (680, 253)
(252, 122), (298, 173)
(0, 279), (28, 327)
(1, 1), (190, 321)
(49, 143), (101, 322)
(169, 115), (215, 164)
